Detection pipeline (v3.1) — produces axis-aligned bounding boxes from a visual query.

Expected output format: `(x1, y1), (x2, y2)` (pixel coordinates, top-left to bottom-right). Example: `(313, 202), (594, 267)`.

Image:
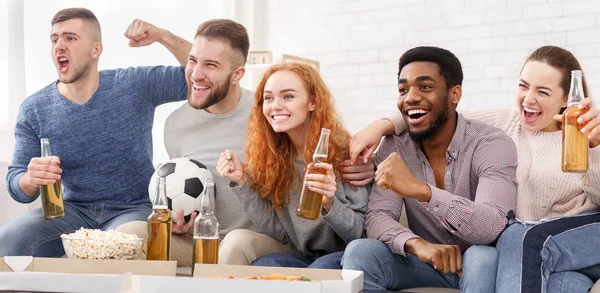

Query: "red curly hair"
(244, 62), (350, 210)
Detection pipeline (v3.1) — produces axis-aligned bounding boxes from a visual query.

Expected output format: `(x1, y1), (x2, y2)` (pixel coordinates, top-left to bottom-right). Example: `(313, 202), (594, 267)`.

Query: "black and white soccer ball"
(148, 157), (214, 224)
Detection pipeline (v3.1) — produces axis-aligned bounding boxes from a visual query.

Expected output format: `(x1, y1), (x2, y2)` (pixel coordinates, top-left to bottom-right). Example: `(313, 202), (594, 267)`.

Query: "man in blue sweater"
(0, 8), (190, 256)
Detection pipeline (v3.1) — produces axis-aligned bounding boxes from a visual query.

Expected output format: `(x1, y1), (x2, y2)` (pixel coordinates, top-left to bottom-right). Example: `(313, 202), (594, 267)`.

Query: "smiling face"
(517, 61), (567, 132)
(397, 61), (457, 141)
(262, 70), (316, 139)
(185, 36), (237, 110)
(50, 18), (99, 84)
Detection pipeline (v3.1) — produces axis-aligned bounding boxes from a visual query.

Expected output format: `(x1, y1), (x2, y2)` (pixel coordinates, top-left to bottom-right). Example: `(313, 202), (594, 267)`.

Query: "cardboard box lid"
(139, 274), (322, 293)
(138, 264), (363, 293)
(0, 271), (131, 293)
(0, 256), (177, 276)
(193, 263), (344, 280)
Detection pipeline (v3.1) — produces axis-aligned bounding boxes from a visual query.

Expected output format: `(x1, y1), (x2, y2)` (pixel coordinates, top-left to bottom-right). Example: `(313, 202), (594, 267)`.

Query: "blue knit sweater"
(7, 66), (186, 205)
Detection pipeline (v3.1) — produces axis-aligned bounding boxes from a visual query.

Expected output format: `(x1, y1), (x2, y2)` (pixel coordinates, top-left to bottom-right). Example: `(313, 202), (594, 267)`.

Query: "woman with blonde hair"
(216, 62), (368, 269)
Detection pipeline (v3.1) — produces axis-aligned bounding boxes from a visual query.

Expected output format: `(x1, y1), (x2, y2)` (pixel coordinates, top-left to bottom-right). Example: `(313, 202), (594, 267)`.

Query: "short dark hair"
(398, 46), (463, 89)
(51, 8), (102, 42)
(195, 19), (249, 67)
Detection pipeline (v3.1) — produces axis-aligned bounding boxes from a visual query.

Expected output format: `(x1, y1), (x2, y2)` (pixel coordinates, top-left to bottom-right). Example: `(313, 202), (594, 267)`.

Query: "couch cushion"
(0, 161), (40, 227)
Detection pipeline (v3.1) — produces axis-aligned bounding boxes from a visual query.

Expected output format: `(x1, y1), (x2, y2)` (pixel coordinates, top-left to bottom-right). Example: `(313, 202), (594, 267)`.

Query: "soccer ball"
(148, 157), (214, 224)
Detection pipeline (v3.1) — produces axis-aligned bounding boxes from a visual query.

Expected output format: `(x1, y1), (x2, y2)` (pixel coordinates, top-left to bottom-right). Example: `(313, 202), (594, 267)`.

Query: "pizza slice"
(208, 273), (311, 281)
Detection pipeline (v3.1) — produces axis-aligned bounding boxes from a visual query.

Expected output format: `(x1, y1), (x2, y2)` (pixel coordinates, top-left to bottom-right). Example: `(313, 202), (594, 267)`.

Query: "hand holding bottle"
(297, 128), (332, 220)
(558, 71), (589, 172)
(22, 156), (62, 190)
(216, 149), (246, 185)
(554, 97), (600, 148)
(304, 162), (337, 212)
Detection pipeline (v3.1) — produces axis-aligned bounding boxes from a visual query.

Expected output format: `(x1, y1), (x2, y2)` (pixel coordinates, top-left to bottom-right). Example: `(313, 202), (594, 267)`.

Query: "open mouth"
(271, 114), (291, 123)
(191, 83), (211, 92)
(405, 109), (430, 125)
(523, 106), (542, 123)
(57, 57), (69, 73)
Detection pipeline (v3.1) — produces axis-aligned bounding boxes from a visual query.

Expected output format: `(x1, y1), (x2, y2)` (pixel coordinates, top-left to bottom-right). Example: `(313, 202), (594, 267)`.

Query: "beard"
(188, 72), (233, 110)
(59, 59), (90, 84)
(406, 93), (450, 142)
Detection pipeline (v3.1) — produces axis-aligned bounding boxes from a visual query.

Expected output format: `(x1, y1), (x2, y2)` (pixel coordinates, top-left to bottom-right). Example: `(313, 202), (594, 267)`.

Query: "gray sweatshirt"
(231, 159), (369, 257)
(165, 88), (260, 237)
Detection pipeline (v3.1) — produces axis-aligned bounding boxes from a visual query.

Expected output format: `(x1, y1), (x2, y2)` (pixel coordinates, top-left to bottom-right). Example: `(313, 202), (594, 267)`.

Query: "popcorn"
(61, 228), (143, 260)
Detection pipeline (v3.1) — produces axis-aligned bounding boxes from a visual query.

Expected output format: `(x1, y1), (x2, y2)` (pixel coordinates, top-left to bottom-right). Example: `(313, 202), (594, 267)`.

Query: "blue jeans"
(0, 201), (151, 256)
(496, 212), (600, 293)
(252, 251), (344, 269)
(461, 245), (498, 293)
(341, 239), (462, 291)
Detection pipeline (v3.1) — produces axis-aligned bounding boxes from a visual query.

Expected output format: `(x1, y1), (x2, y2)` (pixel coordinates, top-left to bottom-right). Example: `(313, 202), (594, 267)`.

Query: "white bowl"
(61, 235), (144, 260)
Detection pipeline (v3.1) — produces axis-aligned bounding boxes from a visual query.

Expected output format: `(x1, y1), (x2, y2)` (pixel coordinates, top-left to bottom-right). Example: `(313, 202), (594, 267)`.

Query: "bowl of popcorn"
(61, 228), (144, 260)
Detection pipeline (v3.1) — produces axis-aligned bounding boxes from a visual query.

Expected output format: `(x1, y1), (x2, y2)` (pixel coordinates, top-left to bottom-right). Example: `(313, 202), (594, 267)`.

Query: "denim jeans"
(252, 251), (344, 269)
(341, 239), (462, 291)
(461, 245), (498, 293)
(0, 201), (151, 257)
(496, 212), (600, 293)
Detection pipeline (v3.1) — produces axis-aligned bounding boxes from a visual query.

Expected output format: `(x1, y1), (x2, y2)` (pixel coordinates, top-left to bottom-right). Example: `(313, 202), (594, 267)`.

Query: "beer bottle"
(146, 176), (172, 260)
(562, 70), (589, 173)
(39, 138), (65, 219)
(297, 128), (331, 220)
(193, 178), (219, 272)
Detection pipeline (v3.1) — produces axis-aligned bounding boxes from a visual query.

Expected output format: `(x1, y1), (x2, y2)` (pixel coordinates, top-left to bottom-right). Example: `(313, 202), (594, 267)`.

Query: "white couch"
(0, 161), (40, 227)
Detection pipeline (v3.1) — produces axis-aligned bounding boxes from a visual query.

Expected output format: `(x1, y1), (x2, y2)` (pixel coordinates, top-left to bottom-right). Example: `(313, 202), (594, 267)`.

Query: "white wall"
(0, 1), (9, 156)
(22, 0), (232, 94)
(266, 0), (600, 134)
(5, 0), (600, 163)
(0, 2), (8, 126)
(1, 0), (26, 165)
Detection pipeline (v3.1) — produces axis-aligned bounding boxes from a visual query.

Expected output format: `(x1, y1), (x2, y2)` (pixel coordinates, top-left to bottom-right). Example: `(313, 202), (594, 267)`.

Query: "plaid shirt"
(366, 114), (518, 256)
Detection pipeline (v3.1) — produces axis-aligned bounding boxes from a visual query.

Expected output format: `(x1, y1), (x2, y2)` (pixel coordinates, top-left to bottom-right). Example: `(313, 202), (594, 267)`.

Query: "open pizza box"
(0, 256), (177, 293)
(137, 264), (364, 293)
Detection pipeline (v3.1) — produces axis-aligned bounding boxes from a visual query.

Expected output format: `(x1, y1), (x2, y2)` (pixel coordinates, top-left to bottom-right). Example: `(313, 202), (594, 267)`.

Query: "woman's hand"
(304, 162), (337, 213)
(554, 97), (600, 148)
(216, 149), (246, 185)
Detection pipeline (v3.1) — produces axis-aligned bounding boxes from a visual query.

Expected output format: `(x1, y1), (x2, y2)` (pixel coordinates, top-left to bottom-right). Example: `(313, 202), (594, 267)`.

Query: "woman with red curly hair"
(216, 62), (368, 269)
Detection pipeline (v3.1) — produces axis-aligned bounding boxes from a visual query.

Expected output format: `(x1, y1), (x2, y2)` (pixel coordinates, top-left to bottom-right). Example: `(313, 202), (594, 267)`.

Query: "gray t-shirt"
(164, 88), (258, 237)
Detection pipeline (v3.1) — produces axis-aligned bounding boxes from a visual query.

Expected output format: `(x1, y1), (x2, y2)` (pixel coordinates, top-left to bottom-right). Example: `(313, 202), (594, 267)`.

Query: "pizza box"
(137, 264), (363, 293)
(0, 256), (177, 293)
